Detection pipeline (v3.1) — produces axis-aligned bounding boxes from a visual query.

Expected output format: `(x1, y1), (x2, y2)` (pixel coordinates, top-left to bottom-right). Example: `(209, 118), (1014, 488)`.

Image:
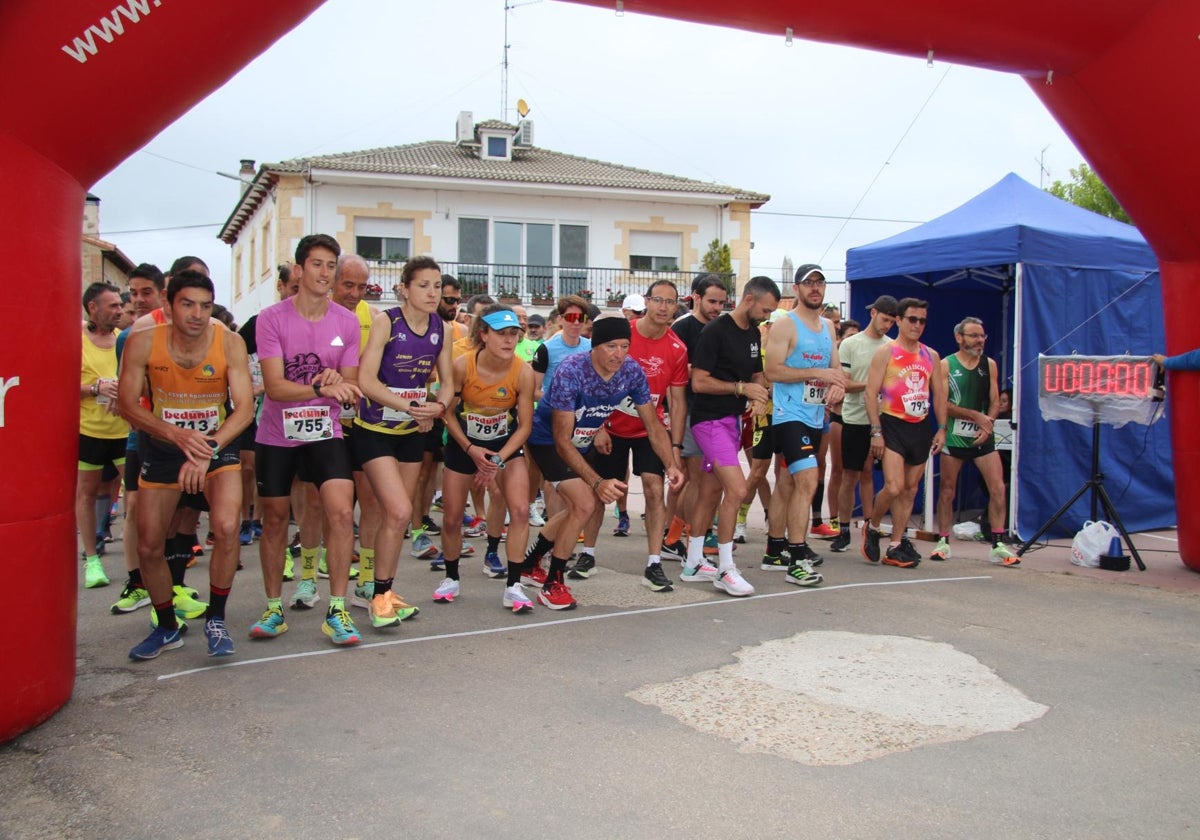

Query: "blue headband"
(482, 310), (521, 331)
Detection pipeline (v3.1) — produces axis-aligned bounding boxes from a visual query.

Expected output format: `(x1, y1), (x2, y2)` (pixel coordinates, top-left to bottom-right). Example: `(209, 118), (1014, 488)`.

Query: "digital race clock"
(1037, 355), (1164, 428)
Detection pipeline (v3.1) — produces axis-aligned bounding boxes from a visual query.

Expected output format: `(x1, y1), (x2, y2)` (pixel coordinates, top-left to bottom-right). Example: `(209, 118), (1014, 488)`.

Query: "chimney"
(239, 159), (256, 182)
(83, 193), (100, 236)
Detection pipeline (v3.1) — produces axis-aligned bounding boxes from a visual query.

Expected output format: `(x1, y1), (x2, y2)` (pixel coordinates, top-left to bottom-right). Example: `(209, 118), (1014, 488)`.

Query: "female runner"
(355, 256), (454, 628)
(435, 304), (535, 612)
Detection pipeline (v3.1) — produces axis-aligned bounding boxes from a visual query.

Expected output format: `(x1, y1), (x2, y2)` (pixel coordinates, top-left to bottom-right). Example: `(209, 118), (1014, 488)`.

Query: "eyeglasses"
(962, 333), (987, 340)
(441, 296), (461, 305)
(647, 296), (679, 307)
(903, 315), (927, 325)
(562, 311), (588, 324)
(797, 278), (827, 287)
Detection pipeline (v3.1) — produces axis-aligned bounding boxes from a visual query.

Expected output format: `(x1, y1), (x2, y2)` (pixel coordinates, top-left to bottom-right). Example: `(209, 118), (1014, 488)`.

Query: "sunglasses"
(441, 296), (461, 305)
(562, 312), (589, 324)
(903, 315), (927, 325)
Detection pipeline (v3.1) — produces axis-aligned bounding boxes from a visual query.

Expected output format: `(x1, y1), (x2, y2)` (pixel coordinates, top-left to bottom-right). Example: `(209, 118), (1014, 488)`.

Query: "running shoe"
(252, 520), (263, 540)
(433, 578), (460, 603)
(714, 565), (755, 597)
(205, 532), (215, 546)
(322, 608), (361, 646)
(785, 559), (824, 587)
(703, 533), (719, 556)
(429, 552), (446, 572)
(521, 563), (548, 587)
(680, 561), (718, 582)
(369, 593), (401, 628)
(352, 581), (374, 609)
(411, 532), (439, 560)
(431, 492), (444, 512)
(248, 607), (287, 639)
(794, 543), (825, 568)
(172, 585), (209, 619)
(862, 525), (882, 564)
(84, 556), (109, 589)
(810, 522), (840, 539)
(290, 579), (320, 610)
(642, 564), (674, 592)
(317, 554), (360, 579)
(282, 553), (295, 581)
(830, 530), (851, 553)
(931, 537), (951, 561)
(422, 515), (442, 536)
(537, 581), (577, 611)
(882, 544), (919, 568)
(111, 583), (150, 614)
(660, 539), (686, 562)
(129, 625), (184, 661)
(733, 522), (747, 544)
(483, 551), (506, 578)
(898, 537), (922, 564)
(529, 505), (546, 528)
(463, 516), (487, 538)
(461, 543), (476, 557)
(204, 618), (235, 657)
(239, 522), (253, 546)
(567, 553), (596, 580)
(760, 554), (789, 571)
(613, 512), (630, 537)
(388, 591), (420, 620)
(502, 582), (535, 613)
(989, 542), (1022, 567)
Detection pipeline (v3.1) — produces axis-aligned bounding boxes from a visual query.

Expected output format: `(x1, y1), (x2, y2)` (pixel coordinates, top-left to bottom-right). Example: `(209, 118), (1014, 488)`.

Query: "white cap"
(621, 293), (646, 311)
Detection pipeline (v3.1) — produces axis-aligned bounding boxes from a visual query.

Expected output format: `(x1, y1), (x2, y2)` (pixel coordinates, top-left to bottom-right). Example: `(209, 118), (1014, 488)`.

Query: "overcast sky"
(92, 0), (1084, 307)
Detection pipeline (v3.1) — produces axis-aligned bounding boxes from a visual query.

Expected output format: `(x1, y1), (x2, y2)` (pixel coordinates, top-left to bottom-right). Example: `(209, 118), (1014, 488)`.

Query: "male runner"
(118, 270), (254, 659)
(862, 298), (947, 567)
(932, 317), (1020, 565)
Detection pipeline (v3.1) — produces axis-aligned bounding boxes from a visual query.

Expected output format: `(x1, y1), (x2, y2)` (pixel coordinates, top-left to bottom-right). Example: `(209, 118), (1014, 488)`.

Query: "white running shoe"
(502, 582), (535, 613)
(714, 565), (755, 597)
(529, 505), (546, 528)
(733, 522), (747, 544)
(433, 578), (460, 603)
(289, 578), (320, 609)
(680, 561), (718, 582)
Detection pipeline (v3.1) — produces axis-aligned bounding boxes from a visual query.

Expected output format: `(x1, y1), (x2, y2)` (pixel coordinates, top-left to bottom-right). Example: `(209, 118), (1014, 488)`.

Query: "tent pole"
(1009, 262), (1023, 536)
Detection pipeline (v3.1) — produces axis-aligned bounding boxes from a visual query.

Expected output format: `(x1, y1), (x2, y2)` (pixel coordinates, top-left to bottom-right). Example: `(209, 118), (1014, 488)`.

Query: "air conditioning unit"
(515, 119), (534, 147)
(456, 111), (475, 144)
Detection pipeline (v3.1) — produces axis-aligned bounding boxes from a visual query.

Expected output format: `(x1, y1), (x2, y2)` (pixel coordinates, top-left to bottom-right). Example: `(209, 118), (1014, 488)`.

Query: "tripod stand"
(1016, 411), (1145, 569)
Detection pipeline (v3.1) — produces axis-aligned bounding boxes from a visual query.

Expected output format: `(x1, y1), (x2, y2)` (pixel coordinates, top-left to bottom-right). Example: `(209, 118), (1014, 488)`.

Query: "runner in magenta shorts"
(691, 415), (743, 473)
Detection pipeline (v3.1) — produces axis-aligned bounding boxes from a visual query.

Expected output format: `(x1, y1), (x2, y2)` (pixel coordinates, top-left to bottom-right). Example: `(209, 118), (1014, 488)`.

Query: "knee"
(508, 502), (530, 529)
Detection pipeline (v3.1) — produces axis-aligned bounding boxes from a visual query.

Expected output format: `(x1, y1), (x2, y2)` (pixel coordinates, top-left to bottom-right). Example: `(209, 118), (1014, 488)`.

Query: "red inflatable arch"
(0, 0), (1195, 741)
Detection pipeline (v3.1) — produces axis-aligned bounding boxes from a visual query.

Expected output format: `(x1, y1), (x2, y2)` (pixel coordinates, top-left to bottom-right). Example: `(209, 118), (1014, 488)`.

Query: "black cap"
(527, 314), (546, 327)
(794, 263), (825, 284)
(867, 294), (899, 316)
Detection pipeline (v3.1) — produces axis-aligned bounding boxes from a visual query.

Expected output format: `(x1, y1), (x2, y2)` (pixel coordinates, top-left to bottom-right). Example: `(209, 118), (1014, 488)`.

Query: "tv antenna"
(1036, 145), (1051, 188)
(502, 0), (542, 122)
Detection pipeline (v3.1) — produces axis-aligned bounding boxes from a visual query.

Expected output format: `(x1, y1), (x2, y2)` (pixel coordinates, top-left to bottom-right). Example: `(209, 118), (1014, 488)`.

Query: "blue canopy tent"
(845, 173), (1172, 537)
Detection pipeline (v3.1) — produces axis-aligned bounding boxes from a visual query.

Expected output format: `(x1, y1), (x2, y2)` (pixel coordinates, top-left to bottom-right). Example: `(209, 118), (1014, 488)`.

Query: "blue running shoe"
(429, 552), (446, 572)
(483, 551), (506, 578)
(613, 511), (630, 537)
(323, 608), (361, 646)
(129, 625), (184, 660)
(239, 521), (253, 546)
(249, 607), (288, 639)
(204, 618), (235, 657)
(251, 520), (263, 540)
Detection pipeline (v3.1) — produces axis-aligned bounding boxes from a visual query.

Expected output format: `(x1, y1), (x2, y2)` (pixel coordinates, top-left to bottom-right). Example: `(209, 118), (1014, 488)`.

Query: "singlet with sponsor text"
(773, 311), (834, 428)
(146, 323), (230, 444)
(880, 343), (935, 424)
(529, 352), (651, 451)
(356, 305), (445, 435)
(605, 320), (689, 440)
(455, 350), (523, 443)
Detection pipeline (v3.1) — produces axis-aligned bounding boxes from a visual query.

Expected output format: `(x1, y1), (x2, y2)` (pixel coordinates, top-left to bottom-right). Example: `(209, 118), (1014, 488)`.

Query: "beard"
(962, 346), (983, 357)
(801, 298), (824, 311)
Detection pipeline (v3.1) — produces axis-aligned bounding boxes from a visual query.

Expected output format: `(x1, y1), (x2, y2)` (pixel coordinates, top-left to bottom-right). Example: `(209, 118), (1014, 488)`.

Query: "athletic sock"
(717, 541), (734, 571)
(580, 545), (595, 557)
(547, 554), (569, 585)
(359, 547), (375, 580)
(374, 577), (393, 597)
(737, 503), (750, 525)
(787, 542), (805, 560)
(991, 530), (1006, 547)
(166, 536), (189, 587)
(128, 568), (143, 587)
(506, 559), (527, 587)
(300, 547), (319, 581)
(647, 554), (661, 568)
(207, 585), (231, 620)
(525, 533), (553, 565)
(487, 534), (502, 555)
(767, 536), (787, 557)
(811, 483), (825, 523)
(445, 558), (460, 581)
(267, 597), (283, 613)
(665, 516), (686, 545)
(685, 535), (705, 567)
(328, 596), (346, 614)
(153, 600), (178, 632)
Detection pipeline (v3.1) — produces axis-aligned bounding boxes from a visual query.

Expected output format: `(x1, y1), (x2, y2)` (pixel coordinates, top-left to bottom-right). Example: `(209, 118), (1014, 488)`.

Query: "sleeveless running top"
(773, 312), (834, 428)
(880, 343), (935, 423)
(80, 328), (129, 439)
(146, 324), (231, 441)
(456, 350), (523, 442)
(356, 305), (445, 434)
(945, 353), (991, 447)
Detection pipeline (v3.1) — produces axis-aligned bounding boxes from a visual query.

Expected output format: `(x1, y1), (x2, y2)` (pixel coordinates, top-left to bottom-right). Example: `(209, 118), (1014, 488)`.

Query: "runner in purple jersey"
(354, 256), (455, 629)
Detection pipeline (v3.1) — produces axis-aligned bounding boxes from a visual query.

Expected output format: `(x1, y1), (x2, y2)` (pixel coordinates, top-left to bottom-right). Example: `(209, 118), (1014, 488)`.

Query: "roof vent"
(456, 111), (475, 144)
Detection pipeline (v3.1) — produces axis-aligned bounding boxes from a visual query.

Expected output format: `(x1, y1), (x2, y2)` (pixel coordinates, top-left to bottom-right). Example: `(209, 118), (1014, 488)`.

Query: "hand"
(931, 428), (945, 455)
(97, 378), (119, 401)
(407, 400), (444, 422)
(169, 426), (216, 465)
(821, 367), (847, 389)
(665, 465), (685, 491)
(313, 368), (344, 387)
(593, 427), (613, 455)
(177, 459), (207, 495)
(594, 477), (627, 504)
(321, 382), (362, 405)
(469, 445), (499, 487)
(742, 382), (769, 403)
(1152, 353), (1166, 367)
(869, 434), (885, 459)
(748, 398), (768, 417)
(825, 383), (845, 406)
(972, 428), (991, 446)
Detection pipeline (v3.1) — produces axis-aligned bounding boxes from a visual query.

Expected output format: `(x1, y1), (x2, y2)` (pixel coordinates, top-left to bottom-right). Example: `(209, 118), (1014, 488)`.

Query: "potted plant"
(606, 287), (624, 307)
(364, 282), (383, 301)
(530, 284), (555, 306)
(580, 289), (594, 302)
(498, 286), (521, 304)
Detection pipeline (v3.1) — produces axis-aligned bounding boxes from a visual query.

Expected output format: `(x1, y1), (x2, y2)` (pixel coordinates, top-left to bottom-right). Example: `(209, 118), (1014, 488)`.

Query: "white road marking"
(158, 575), (991, 682)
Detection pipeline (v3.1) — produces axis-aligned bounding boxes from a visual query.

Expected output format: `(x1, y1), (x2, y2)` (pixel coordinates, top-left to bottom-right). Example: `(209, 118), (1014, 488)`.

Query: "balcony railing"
(365, 260), (734, 308)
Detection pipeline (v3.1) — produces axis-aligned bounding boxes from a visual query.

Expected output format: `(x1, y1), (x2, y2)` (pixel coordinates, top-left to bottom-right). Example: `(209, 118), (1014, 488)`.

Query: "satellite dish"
(516, 98), (530, 118)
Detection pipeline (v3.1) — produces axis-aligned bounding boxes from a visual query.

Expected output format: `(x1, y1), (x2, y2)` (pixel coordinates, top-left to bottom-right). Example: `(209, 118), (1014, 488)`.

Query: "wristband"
(672, 443), (684, 450)
(591, 478), (602, 492)
(90, 382), (99, 397)
(313, 382), (323, 397)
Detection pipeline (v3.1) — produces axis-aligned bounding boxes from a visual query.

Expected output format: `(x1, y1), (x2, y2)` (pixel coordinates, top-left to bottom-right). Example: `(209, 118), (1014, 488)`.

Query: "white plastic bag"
(952, 521), (981, 541)
(1070, 520), (1117, 567)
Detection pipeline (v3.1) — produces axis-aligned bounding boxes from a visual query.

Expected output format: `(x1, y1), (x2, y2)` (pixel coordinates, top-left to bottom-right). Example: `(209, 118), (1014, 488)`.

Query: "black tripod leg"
(1095, 483), (1147, 571)
(1017, 480), (1093, 556)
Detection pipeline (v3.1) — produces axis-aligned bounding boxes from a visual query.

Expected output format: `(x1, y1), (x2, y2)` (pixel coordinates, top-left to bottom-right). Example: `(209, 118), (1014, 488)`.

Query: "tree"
(701, 239), (732, 286)
(1046, 163), (1131, 224)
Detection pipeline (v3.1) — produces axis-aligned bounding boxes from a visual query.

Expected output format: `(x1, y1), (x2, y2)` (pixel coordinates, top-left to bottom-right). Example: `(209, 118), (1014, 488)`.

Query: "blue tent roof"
(846, 173), (1156, 282)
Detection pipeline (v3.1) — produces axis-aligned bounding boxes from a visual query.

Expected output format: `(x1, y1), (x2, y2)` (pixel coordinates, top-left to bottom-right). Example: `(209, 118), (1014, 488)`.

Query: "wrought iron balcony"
(364, 260), (733, 307)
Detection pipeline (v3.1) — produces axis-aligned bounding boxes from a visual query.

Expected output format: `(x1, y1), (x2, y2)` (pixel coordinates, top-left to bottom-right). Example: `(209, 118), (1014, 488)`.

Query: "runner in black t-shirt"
(681, 276), (781, 597)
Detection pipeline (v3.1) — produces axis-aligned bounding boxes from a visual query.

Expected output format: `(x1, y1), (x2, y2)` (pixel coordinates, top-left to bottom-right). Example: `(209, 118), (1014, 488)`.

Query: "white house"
(220, 113), (769, 322)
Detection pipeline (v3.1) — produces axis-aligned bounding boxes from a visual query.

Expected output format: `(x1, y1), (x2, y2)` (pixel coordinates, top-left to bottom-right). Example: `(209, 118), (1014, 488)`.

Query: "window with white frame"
(482, 134), (511, 161)
(629, 231), (681, 271)
(355, 217), (413, 262)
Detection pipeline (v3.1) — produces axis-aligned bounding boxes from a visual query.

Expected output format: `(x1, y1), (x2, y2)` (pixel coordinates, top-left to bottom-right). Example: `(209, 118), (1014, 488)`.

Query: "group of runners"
(77, 237), (1019, 663)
